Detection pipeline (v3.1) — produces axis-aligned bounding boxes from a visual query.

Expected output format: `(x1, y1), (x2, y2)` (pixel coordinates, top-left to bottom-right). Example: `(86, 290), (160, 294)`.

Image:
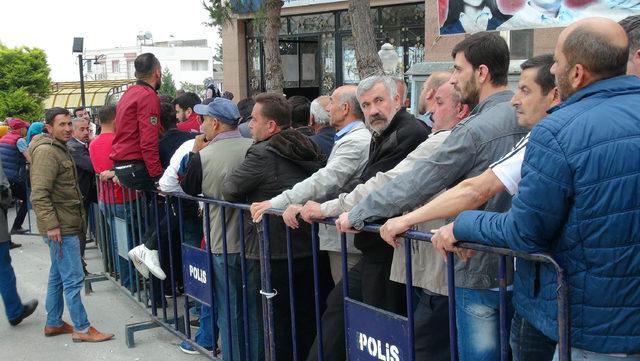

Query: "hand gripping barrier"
(94, 179), (571, 361)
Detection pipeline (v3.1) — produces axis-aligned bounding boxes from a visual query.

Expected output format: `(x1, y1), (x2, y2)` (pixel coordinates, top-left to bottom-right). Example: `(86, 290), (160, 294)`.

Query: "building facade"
(83, 39), (223, 89)
(222, 0), (563, 100)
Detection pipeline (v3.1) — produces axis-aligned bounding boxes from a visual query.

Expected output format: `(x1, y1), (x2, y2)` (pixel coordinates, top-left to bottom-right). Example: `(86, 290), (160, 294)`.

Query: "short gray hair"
(356, 75), (397, 103)
(337, 87), (364, 120)
(310, 98), (331, 126)
(71, 117), (89, 126)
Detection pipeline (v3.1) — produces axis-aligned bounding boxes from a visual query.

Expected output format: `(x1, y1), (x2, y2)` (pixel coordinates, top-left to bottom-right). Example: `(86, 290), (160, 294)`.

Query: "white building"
(83, 38), (223, 89)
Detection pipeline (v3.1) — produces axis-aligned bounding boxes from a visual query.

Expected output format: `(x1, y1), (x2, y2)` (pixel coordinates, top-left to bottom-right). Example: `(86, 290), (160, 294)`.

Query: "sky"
(0, 0), (221, 82)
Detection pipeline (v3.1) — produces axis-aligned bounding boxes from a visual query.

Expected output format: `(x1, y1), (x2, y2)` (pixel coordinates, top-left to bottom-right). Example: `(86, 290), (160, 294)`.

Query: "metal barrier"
(94, 179), (571, 361)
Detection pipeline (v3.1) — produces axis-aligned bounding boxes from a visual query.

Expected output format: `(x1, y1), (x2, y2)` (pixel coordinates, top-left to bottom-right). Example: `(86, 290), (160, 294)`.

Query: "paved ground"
(0, 209), (209, 361)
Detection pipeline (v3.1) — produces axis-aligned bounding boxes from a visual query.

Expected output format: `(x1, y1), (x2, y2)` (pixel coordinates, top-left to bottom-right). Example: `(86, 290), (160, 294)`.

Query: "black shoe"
(9, 242), (21, 250)
(189, 318), (200, 327)
(9, 299), (38, 326)
(10, 228), (28, 235)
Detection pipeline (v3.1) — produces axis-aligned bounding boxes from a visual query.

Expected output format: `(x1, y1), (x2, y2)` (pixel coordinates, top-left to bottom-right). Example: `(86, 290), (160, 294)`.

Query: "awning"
(43, 79), (135, 109)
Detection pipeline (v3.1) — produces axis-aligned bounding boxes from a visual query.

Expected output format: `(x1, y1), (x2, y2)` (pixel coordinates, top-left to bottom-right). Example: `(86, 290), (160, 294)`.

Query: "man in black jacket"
(306, 75), (430, 361)
(222, 93), (327, 361)
(67, 117), (97, 274)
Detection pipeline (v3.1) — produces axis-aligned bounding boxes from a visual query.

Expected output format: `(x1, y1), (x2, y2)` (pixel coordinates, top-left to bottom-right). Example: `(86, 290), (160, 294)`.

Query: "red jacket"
(176, 112), (200, 133)
(110, 81), (163, 177)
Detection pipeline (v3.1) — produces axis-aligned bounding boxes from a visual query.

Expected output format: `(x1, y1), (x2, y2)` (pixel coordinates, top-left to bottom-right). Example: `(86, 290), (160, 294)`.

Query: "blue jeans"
(99, 202), (136, 288)
(195, 303), (219, 349)
(553, 348), (640, 361)
(455, 287), (513, 361)
(44, 235), (90, 331)
(214, 254), (263, 361)
(0, 241), (24, 321)
(511, 311), (556, 361)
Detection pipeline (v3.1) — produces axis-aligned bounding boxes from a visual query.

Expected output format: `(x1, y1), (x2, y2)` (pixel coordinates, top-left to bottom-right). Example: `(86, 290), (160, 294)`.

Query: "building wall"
(222, 19), (248, 100)
(84, 43), (216, 89)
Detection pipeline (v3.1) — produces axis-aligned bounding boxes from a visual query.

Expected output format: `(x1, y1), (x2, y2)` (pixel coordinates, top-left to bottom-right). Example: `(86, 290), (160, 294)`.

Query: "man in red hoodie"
(110, 53), (163, 191)
(174, 92), (202, 133)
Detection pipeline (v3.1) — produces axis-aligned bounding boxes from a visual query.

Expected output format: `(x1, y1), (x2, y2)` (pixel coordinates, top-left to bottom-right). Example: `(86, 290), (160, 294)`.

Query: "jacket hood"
(266, 128), (327, 173)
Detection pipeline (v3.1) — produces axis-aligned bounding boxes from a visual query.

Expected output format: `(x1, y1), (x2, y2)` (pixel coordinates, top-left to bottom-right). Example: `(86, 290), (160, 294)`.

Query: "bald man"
(416, 71), (451, 126)
(434, 17), (640, 360)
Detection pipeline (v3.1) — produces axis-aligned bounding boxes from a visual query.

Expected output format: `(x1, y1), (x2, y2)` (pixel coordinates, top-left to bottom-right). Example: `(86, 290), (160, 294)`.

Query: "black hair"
(237, 97), (256, 123)
(255, 93), (292, 128)
(98, 105), (117, 124)
(134, 53), (160, 79)
(173, 92), (201, 112)
(73, 107), (85, 117)
(160, 102), (177, 130)
(620, 15), (640, 55)
(451, 32), (510, 86)
(520, 54), (555, 95)
(44, 107), (70, 125)
(563, 26), (628, 80)
(287, 95), (310, 128)
(443, 0), (510, 27)
(159, 95), (174, 103)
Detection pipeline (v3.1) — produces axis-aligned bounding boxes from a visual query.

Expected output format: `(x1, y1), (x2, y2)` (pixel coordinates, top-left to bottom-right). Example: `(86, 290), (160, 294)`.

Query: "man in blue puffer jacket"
(432, 17), (640, 359)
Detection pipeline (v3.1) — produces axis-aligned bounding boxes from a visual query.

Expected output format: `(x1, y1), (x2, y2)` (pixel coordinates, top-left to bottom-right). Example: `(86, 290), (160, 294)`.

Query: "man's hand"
(99, 170), (115, 181)
(47, 227), (62, 243)
(282, 204), (303, 228)
(300, 201), (324, 223)
(335, 212), (360, 234)
(431, 222), (475, 262)
(112, 175), (121, 186)
(250, 201), (272, 223)
(192, 134), (210, 153)
(380, 216), (411, 248)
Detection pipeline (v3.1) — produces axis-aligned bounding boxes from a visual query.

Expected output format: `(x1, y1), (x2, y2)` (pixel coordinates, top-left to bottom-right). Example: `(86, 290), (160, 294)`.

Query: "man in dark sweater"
(306, 76), (430, 361)
(222, 93), (327, 361)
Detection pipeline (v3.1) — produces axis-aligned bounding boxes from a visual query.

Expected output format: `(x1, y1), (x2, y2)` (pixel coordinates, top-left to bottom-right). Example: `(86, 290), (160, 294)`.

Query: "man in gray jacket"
(335, 32), (528, 360)
(250, 85), (371, 282)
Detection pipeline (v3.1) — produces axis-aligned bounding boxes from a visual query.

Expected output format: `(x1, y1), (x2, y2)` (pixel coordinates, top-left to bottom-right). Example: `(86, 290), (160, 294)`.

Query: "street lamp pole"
(78, 53), (86, 109)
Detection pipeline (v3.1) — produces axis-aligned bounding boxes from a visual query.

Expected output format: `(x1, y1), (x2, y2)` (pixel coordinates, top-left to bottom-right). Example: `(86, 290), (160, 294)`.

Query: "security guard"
(110, 53), (163, 191)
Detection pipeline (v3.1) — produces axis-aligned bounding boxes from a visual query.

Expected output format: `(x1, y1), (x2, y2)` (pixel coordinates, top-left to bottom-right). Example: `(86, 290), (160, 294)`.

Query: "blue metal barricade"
(92, 180), (571, 361)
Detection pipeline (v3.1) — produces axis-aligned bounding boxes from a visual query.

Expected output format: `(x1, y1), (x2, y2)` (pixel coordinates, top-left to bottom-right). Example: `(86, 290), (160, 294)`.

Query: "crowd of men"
(1, 13), (638, 361)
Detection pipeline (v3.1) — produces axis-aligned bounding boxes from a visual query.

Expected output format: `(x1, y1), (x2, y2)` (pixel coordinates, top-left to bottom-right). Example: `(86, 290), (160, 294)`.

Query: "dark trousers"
(510, 311), (556, 361)
(305, 252), (406, 361)
(414, 289), (451, 361)
(9, 181), (27, 231)
(266, 256), (332, 361)
(114, 160), (156, 192)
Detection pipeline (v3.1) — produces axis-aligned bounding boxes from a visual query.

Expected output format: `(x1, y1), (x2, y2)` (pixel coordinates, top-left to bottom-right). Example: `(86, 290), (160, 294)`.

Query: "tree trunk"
(349, 0), (384, 79)
(263, 0), (284, 94)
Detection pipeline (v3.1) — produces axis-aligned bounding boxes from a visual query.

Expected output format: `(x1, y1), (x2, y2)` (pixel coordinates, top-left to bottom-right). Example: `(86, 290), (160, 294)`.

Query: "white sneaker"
(137, 246), (166, 280)
(128, 245), (150, 279)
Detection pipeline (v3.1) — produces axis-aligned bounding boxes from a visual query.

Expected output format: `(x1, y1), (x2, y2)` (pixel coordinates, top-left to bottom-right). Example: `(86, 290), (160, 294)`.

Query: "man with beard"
(110, 53), (163, 192)
(434, 17), (640, 359)
(174, 92), (202, 133)
(305, 75), (430, 361)
(334, 32), (528, 360)
(110, 53), (165, 278)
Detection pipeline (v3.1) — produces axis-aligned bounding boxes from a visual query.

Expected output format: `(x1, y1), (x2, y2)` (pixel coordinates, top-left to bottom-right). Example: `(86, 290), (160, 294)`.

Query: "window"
(86, 61), (92, 73)
(181, 60), (209, 71)
(127, 60), (134, 78)
(111, 60), (120, 73)
(509, 29), (534, 60)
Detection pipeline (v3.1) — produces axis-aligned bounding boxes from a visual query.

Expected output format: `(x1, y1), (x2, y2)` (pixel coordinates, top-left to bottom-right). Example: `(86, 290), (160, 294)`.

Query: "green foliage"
(0, 44), (51, 120)
(159, 68), (177, 98)
(203, 0), (235, 27)
(0, 89), (43, 121)
(179, 82), (205, 99)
